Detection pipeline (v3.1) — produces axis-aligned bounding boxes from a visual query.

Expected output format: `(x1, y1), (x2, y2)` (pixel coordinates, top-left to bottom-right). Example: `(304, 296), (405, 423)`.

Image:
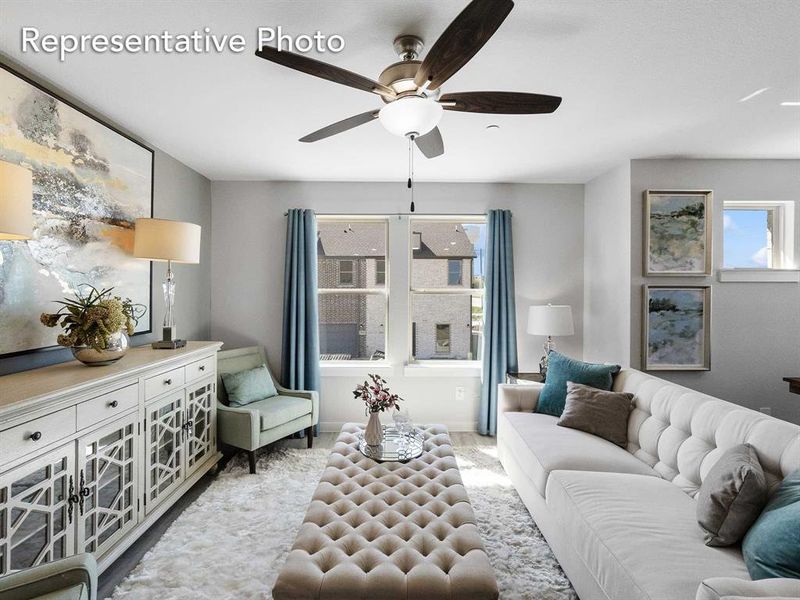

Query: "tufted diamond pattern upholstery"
(272, 424), (498, 600)
(614, 369), (800, 497)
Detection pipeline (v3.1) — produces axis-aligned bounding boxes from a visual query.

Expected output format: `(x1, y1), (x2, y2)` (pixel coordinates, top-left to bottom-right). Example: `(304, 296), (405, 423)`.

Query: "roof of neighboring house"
(412, 223), (475, 259)
(318, 222), (386, 257)
(317, 221), (475, 259)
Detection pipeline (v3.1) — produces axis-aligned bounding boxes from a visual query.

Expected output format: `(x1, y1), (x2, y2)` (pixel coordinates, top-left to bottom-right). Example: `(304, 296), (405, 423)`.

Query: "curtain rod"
(283, 212), (491, 217)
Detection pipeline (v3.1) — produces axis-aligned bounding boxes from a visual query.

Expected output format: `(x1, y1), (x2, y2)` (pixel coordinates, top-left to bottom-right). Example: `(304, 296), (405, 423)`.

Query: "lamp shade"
(379, 96), (443, 137)
(0, 161), (33, 240)
(527, 304), (574, 336)
(133, 218), (201, 263)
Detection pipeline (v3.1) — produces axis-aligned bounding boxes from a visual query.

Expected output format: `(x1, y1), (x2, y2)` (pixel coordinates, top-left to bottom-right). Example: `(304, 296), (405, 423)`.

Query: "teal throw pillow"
(742, 469), (800, 580)
(536, 351), (621, 417)
(221, 364), (278, 407)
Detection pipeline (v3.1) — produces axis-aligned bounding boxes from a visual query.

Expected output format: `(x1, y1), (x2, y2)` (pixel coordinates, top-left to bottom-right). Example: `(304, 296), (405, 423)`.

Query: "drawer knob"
(108, 400), (119, 408)
(199, 365), (206, 372)
(29, 431), (42, 442)
(164, 378), (172, 385)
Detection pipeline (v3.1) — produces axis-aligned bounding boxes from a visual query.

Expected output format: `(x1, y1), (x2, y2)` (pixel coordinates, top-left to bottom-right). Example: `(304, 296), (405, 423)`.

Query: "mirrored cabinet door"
(145, 390), (185, 514)
(77, 413), (138, 559)
(185, 378), (216, 477)
(0, 444), (75, 575)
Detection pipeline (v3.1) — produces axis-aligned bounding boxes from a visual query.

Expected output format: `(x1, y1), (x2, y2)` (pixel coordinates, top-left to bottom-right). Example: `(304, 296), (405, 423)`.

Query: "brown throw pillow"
(556, 381), (634, 447)
(696, 443), (768, 547)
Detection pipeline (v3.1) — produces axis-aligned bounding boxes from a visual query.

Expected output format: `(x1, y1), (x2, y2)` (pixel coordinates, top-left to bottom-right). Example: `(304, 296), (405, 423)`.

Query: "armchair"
(216, 346), (319, 473)
(0, 553), (97, 600)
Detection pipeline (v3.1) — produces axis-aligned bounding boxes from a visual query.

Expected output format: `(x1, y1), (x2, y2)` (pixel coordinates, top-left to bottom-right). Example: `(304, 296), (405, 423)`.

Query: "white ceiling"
(1, 0), (799, 183)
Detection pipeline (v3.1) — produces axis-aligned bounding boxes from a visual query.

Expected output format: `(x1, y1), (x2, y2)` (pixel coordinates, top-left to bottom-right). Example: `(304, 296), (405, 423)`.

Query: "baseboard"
(320, 420), (478, 433)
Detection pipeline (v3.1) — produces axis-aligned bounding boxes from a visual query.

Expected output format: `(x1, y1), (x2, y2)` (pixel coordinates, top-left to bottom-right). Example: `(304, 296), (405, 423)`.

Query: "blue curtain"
(480, 209), (518, 435)
(281, 209), (321, 434)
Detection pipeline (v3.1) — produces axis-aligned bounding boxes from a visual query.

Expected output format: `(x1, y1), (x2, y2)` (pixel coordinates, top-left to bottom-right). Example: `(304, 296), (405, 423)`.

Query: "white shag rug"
(109, 443), (576, 600)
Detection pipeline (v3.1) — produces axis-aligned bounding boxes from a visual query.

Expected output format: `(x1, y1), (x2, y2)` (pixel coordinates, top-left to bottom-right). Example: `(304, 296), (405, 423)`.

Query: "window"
(410, 219), (486, 361)
(338, 260), (355, 285)
(435, 324), (451, 354)
(447, 259), (462, 285)
(375, 259), (386, 285)
(318, 220), (387, 361)
(723, 201), (795, 269)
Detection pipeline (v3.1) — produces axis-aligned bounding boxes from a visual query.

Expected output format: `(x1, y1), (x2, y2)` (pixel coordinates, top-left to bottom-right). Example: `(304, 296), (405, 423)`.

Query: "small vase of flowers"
(354, 374), (403, 447)
(40, 285), (147, 366)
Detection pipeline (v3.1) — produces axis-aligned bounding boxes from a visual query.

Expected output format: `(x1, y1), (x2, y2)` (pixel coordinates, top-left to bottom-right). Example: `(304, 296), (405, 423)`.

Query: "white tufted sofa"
(273, 424), (498, 600)
(497, 368), (800, 600)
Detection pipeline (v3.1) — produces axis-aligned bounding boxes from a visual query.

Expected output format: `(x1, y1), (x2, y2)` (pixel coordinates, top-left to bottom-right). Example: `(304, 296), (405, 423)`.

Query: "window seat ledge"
(718, 269), (800, 283)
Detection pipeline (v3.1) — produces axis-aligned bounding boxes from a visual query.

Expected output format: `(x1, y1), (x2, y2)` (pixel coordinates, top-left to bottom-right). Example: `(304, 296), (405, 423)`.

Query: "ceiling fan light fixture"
(379, 96), (443, 138)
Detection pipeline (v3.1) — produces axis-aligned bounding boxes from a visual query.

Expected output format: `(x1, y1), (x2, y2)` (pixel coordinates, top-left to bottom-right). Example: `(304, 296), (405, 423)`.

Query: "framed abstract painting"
(644, 190), (712, 275)
(0, 63), (153, 358)
(643, 285), (711, 371)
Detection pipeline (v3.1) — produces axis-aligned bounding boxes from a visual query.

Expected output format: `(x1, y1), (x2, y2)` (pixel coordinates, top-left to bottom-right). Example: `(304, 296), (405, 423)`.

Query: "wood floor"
(97, 430), (491, 597)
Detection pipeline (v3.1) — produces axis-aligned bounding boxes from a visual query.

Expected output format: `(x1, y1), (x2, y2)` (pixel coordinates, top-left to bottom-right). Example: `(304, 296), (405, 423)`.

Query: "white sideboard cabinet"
(0, 341), (222, 575)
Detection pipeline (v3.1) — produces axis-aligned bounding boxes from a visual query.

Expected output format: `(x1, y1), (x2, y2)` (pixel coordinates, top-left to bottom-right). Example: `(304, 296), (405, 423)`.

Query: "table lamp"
(0, 161), (33, 240)
(527, 304), (574, 379)
(134, 217), (201, 349)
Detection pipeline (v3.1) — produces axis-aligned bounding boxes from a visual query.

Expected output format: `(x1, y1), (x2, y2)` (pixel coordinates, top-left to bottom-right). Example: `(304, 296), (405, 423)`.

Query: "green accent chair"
(217, 346), (319, 473)
(0, 554), (97, 600)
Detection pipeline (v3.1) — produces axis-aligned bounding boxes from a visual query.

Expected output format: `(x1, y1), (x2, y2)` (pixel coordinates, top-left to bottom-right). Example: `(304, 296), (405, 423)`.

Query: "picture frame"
(0, 62), (153, 359)
(644, 190), (713, 276)
(643, 285), (711, 371)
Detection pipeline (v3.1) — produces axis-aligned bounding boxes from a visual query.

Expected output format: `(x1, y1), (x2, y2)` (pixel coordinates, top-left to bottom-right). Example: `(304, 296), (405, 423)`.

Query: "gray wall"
(0, 60), (212, 376)
(630, 159), (800, 423)
(210, 181), (584, 430)
(583, 162), (631, 365)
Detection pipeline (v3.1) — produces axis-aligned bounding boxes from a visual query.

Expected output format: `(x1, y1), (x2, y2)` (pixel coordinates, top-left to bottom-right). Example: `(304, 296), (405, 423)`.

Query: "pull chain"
(407, 135), (415, 213)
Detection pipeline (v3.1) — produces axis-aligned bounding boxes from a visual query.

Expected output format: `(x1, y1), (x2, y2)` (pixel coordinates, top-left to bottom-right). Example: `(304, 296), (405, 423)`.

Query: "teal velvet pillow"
(220, 364), (278, 407)
(536, 351), (621, 417)
(742, 469), (800, 580)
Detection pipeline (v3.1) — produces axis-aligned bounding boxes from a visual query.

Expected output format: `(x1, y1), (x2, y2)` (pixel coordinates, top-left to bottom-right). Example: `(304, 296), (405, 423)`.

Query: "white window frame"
(720, 201), (798, 282)
(317, 216), (389, 365)
(409, 216), (486, 365)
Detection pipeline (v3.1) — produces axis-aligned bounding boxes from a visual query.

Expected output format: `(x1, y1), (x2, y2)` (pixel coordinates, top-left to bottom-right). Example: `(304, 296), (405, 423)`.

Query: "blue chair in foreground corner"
(0, 553), (97, 600)
(216, 346), (319, 474)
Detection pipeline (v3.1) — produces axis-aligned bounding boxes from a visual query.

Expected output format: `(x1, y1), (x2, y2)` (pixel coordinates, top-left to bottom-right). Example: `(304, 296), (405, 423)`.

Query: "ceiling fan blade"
(299, 110), (380, 143)
(414, 0), (514, 91)
(440, 91), (562, 114)
(255, 45), (396, 99)
(415, 127), (444, 158)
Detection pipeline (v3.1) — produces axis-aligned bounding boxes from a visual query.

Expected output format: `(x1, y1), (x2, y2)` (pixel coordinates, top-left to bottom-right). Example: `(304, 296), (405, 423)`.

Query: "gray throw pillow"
(696, 443), (768, 547)
(556, 381), (634, 447)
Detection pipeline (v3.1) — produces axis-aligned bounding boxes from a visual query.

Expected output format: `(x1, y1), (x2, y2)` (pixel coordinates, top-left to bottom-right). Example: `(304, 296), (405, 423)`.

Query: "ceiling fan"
(254, 0), (561, 158)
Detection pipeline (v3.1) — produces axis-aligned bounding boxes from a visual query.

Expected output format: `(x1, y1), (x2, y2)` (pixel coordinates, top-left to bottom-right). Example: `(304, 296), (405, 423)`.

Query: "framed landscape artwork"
(643, 285), (711, 371)
(0, 63), (153, 358)
(644, 190), (712, 275)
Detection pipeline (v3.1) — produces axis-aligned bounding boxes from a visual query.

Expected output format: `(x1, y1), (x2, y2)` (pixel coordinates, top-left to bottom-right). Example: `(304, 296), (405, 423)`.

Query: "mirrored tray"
(358, 426), (424, 462)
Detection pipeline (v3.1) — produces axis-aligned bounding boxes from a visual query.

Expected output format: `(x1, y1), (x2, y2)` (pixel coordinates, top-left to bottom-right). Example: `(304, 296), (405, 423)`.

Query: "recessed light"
(486, 124), (500, 131)
(450, 241), (456, 245)
(738, 87), (769, 102)
(780, 101), (800, 106)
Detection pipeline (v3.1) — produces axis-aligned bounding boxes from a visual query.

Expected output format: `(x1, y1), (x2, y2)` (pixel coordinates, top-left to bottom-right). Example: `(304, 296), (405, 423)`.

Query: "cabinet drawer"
(145, 367), (185, 401)
(77, 384), (138, 430)
(0, 407), (76, 463)
(186, 356), (215, 383)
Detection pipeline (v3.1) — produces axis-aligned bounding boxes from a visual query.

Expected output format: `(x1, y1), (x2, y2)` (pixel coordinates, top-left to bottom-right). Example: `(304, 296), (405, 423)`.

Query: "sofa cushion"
(546, 470), (749, 600)
(245, 395), (312, 431)
(696, 443), (768, 547)
(743, 469), (800, 580)
(557, 381), (634, 447)
(220, 364), (278, 407)
(537, 351), (620, 417)
(498, 411), (657, 496)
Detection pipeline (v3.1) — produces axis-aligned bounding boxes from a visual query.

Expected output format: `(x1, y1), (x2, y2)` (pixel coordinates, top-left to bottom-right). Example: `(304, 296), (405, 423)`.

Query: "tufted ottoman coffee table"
(273, 424), (498, 600)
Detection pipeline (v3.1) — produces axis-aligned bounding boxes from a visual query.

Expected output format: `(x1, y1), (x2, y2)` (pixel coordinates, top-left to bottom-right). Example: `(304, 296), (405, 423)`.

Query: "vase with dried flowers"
(353, 374), (403, 447)
(40, 285), (147, 366)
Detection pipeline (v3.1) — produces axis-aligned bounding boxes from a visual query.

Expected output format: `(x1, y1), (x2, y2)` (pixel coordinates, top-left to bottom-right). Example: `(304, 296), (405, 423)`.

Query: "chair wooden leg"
(306, 427), (313, 449)
(248, 450), (257, 474)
